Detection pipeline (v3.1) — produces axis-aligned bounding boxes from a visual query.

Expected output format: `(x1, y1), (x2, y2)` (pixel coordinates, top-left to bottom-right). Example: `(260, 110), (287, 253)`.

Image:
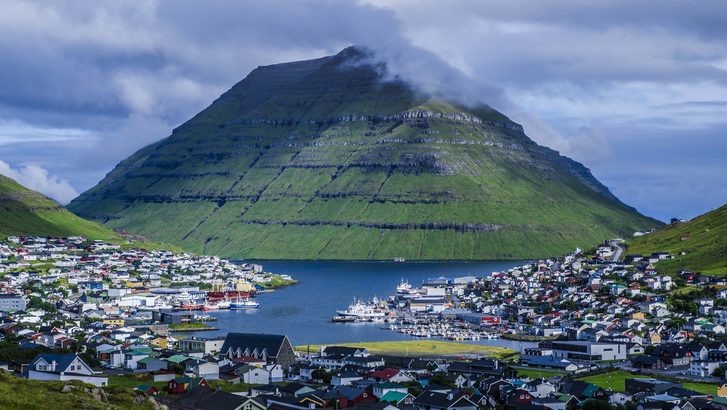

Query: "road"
(609, 239), (624, 262)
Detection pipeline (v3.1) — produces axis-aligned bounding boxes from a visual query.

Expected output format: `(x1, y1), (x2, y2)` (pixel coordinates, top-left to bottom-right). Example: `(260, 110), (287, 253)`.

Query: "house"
(136, 357), (167, 372)
(524, 380), (556, 398)
(321, 346), (370, 357)
(219, 333), (295, 367)
(134, 384), (159, 396)
(647, 343), (693, 369)
(27, 353), (108, 387)
(249, 384), (280, 397)
(609, 392), (633, 406)
(380, 391), (415, 406)
(322, 386), (375, 408)
(373, 382), (409, 398)
(688, 360), (720, 377)
(718, 383), (727, 398)
(559, 381), (608, 401)
(166, 376), (209, 394)
(177, 336), (226, 355)
(342, 355), (386, 369)
(412, 391), (478, 410)
(166, 385), (256, 409)
(0, 294), (26, 311)
(625, 378), (680, 395)
(279, 382), (317, 398)
(550, 341), (627, 362)
(237, 365), (270, 384)
(332, 369), (364, 386)
(626, 342), (645, 356)
(368, 368), (415, 382)
(186, 360), (220, 381)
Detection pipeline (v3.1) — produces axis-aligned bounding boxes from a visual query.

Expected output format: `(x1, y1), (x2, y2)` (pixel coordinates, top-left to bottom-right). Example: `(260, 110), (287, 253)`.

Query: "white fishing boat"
(396, 279), (412, 294)
(336, 298), (387, 319)
(230, 298), (259, 310)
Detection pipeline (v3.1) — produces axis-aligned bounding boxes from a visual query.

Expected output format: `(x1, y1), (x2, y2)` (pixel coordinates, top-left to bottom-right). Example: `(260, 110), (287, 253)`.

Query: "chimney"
(447, 392), (453, 400)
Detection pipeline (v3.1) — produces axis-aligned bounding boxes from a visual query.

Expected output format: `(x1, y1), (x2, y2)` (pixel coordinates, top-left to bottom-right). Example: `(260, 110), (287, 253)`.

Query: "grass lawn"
(577, 370), (633, 392)
(514, 367), (567, 379)
(682, 381), (719, 396)
(257, 275), (298, 289)
(168, 322), (212, 330)
(576, 370), (719, 395)
(208, 380), (257, 393)
(296, 340), (517, 359)
(107, 374), (168, 391)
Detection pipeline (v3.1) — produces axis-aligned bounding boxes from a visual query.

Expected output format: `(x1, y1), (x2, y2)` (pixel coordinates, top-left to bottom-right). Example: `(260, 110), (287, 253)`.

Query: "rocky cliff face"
(68, 47), (659, 259)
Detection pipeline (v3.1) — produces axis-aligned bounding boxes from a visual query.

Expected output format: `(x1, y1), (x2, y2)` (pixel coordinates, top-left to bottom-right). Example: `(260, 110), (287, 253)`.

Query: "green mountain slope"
(0, 174), (120, 240)
(628, 204), (727, 275)
(68, 47), (659, 260)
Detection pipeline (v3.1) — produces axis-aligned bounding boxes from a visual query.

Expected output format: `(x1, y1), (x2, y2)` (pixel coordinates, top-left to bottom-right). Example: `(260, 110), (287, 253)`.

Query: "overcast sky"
(1, 1), (725, 222)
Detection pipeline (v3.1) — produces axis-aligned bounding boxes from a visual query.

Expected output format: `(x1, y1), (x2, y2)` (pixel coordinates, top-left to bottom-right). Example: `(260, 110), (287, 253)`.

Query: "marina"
(329, 278), (511, 341)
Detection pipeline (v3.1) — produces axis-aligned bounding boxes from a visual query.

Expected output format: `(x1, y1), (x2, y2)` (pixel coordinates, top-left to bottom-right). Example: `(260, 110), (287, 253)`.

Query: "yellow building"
(718, 383), (727, 398)
(103, 319), (125, 326)
(150, 337), (168, 349)
(631, 312), (646, 320)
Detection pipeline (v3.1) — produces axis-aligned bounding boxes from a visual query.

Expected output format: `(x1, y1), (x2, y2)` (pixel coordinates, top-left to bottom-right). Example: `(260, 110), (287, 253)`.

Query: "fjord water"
(186, 260), (535, 351)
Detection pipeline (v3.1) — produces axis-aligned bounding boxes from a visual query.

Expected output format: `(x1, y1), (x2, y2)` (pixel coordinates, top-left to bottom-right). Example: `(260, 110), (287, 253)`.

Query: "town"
(1, 236), (727, 409)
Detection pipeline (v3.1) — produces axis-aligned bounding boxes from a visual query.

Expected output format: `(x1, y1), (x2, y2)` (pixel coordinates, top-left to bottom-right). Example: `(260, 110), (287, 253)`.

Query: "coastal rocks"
(61, 384), (108, 403)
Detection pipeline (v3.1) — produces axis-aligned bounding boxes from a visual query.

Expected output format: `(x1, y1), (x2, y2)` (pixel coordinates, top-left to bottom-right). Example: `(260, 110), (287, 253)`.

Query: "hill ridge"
(0, 174), (120, 240)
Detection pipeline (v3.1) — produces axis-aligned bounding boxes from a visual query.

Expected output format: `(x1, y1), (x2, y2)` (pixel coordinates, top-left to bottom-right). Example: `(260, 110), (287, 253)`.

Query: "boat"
(201, 299), (230, 311)
(336, 298), (388, 319)
(396, 279), (412, 294)
(180, 303), (203, 310)
(331, 315), (357, 323)
(207, 279), (256, 301)
(230, 298), (260, 310)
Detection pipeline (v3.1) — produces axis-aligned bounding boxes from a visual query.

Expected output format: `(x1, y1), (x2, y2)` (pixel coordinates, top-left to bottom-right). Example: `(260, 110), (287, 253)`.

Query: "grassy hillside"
(69, 47), (659, 260)
(0, 175), (120, 240)
(0, 371), (154, 410)
(628, 203), (727, 275)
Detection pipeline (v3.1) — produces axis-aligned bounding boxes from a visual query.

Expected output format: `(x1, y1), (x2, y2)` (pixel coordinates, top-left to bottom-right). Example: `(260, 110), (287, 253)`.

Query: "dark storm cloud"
(0, 0), (724, 221)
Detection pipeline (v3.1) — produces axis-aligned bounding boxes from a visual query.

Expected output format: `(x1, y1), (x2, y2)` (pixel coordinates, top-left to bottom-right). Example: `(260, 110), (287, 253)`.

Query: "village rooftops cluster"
(0, 236), (292, 321)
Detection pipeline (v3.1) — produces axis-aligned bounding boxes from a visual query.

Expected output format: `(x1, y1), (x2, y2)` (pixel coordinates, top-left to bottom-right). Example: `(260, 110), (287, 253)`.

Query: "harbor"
(177, 259), (536, 351)
(331, 278), (507, 341)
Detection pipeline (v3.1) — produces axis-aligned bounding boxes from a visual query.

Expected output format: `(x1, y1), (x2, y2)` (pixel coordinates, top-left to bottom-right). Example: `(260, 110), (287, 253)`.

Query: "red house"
(166, 377), (209, 394)
(481, 316), (501, 325)
(325, 387), (374, 408)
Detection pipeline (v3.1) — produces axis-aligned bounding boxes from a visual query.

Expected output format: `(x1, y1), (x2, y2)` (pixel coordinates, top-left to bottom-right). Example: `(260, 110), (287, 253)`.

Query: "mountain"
(68, 47), (659, 260)
(628, 204), (727, 275)
(0, 174), (119, 240)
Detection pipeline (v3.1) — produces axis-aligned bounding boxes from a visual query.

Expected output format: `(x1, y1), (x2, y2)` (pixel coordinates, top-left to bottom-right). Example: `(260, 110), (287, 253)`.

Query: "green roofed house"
(373, 382), (408, 398)
(134, 384), (159, 396)
(137, 357), (168, 372)
(165, 354), (190, 365)
(379, 391), (415, 406)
